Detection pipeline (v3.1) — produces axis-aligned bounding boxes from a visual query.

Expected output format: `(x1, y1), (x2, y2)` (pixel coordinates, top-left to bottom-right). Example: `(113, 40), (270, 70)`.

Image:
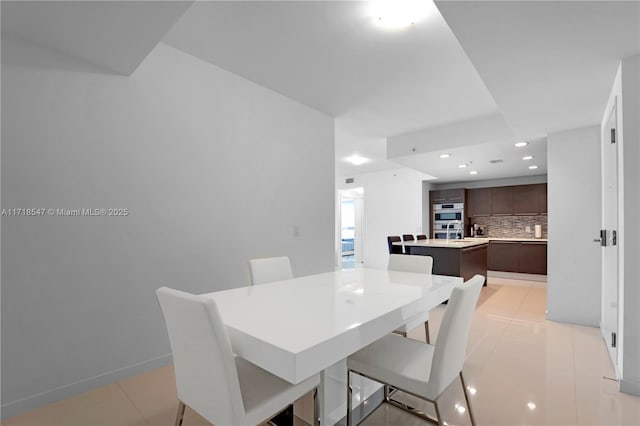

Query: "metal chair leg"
(434, 400), (443, 426)
(313, 388), (320, 426)
(424, 320), (430, 344)
(174, 400), (186, 426)
(346, 371), (353, 426)
(460, 372), (476, 426)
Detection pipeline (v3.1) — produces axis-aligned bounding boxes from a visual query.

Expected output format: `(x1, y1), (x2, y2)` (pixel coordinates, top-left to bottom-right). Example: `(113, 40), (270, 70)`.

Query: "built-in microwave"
(434, 211), (462, 221)
(433, 202), (464, 222)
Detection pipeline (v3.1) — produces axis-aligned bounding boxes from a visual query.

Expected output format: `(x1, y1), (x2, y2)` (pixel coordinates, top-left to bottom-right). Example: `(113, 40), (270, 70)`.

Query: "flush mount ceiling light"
(346, 155), (369, 166)
(469, 170), (478, 175)
(522, 155), (534, 160)
(439, 153), (451, 159)
(528, 165), (539, 170)
(515, 142), (528, 147)
(457, 164), (467, 168)
(369, 0), (431, 31)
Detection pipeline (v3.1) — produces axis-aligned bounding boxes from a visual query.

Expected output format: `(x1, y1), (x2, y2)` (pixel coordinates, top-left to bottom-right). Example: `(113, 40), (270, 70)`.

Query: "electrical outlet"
(525, 226), (531, 233)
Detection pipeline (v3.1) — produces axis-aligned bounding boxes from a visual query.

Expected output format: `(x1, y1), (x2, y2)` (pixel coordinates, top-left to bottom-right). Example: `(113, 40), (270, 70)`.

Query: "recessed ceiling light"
(369, 0), (431, 30)
(469, 170), (478, 175)
(439, 154), (451, 159)
(528, 165), (538, 170)
(457, 164), (467, 168)
(522, 155), (534, 160)
(515, 142), (528, 147)
(346, 155), (368, 166)
(527, 402), (537, 410)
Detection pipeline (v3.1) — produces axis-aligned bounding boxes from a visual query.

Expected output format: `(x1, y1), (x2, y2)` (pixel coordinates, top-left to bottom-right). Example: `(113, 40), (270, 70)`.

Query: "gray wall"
(1, 40), (335, 416)
(546, 126), (601, 326)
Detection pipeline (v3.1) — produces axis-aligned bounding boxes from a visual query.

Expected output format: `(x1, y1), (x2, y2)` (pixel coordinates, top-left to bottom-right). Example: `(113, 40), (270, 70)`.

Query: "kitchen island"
(394, 239), (488, 283)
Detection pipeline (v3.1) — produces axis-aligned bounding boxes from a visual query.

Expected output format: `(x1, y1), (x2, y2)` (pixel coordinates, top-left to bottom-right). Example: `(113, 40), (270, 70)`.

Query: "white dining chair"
(156, 287), (319, 426)
(388, 254), (434, 343)
(248, 256), (293, 285)
(346, 274), (485, 426)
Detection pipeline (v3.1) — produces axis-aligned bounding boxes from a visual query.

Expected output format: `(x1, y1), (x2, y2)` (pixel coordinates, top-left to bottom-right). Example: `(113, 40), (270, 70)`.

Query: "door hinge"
(611, 128), (616, 144)
(612, 230), (617, 246)
(612, 332), (617, 348)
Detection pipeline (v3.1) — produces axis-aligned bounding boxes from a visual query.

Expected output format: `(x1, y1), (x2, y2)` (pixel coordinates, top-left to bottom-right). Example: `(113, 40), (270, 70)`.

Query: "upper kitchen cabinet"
(430, 188), (465, 204)
(539, 183), (547, 214)
(513, 183), (548, 215)
(514, 184), (540, 215)
(491, 186), (514, 215)
(468, 187), (492, 216)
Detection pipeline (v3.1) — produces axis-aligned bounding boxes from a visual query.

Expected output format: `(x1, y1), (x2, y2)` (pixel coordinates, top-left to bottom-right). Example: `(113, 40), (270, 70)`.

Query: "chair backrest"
(402, 234), (415, 242)
(416, 234), (427, 240)
(387, 236), (403, 254)
(387, 254), (433, 275)
(156, 287), (244, 424)
(248, 256), (293, 285)
(429, 275), (484, 394)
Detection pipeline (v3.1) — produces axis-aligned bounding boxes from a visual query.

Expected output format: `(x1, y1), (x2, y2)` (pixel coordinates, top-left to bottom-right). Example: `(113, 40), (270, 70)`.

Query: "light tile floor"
(4, 277), (639, 426)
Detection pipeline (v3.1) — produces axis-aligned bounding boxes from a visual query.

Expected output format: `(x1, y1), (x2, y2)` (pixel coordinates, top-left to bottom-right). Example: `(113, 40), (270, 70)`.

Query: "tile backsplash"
(470, 215), (548, 238)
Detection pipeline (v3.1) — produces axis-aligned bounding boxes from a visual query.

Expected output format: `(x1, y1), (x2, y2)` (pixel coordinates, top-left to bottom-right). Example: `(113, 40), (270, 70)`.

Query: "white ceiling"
(1, 1), (192, 75)
(436, 0), (640, 140)
(2, 1), (638, 183)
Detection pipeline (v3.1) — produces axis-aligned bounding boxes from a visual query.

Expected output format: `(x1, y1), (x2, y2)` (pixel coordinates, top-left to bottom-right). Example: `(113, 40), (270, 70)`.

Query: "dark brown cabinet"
(539, 184), (547, 214)
(430, 188), (465, 204)
(519, 242), (547, 274)
(468, 187), (492, 216)
(491, 186), (514, 215)
(489, 240), (547, 274)
(488, 241), (520, 272)
(514, 184), (539, 215)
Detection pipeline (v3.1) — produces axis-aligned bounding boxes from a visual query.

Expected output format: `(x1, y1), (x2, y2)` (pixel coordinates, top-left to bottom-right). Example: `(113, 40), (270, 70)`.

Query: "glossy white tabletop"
(202, 268), (460, 384)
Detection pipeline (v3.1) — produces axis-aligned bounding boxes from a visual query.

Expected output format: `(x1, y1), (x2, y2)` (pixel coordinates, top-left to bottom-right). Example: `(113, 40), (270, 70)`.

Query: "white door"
(601, 101), (619, 369)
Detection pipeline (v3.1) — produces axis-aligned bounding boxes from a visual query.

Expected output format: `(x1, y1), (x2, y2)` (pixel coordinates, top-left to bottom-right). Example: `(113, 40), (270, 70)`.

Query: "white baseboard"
(620, 379), (640, 396)
(488, 270), (547, 283)
(1, 353), (173, 420)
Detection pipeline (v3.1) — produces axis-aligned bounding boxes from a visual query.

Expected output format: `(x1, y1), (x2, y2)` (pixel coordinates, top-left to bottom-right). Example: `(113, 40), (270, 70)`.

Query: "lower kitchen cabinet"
(519, 241), (547, 274)
(488, 241), (520, 272)
(488, 240), (547, 275)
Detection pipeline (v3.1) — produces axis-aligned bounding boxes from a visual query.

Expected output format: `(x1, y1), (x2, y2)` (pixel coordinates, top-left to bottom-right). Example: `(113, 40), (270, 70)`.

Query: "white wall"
(337, 167), (429, 270)
(1, 40), (335, 417)
(547, 126), (601, 326)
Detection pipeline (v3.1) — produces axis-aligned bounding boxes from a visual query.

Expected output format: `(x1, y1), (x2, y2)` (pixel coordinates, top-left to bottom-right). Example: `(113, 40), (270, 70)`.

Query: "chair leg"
(312, 388), (320, 426)
(424, 320), (430, 344)
(346, 371), (353, 426)
(433, 400), (443, 426)
(460, 372), (476, 426)
(174, 400), (186, 426)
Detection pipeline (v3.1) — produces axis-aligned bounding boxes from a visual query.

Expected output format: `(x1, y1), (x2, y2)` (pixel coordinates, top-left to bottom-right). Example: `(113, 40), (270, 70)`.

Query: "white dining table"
(201, 268), (461, 425)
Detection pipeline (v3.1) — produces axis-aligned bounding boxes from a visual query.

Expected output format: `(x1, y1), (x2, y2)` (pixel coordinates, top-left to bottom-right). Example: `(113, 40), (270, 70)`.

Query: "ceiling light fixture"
(369, 0), (431, 31)
(522, 155), (534, 160)
(457, 164), (467, 168)
(346, 155), (369, 166)
(515, 142), (528, 147)
(469, 170), (478, 175)
(528, 165), (538, 170)
(439, 154), (451, 159)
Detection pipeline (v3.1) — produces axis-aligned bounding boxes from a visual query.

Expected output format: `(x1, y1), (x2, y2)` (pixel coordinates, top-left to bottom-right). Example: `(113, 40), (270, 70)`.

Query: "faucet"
(446, 220), (462, 242)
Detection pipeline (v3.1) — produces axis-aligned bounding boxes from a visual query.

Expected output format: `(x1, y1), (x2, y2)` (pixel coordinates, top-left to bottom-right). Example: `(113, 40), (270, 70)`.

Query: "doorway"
(601, 100), (619, 372)
(339, 188), (364, 269)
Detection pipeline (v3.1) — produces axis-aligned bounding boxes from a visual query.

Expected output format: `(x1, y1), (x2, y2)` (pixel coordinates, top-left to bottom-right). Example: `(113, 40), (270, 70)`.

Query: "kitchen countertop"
(393, 239), (489, 249)
(467, 237), (548, 242)
(393, 236), (547, 249)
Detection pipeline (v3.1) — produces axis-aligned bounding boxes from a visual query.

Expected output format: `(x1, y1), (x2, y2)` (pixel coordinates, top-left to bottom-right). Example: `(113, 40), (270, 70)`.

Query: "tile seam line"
(115, 382), (151, 426)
